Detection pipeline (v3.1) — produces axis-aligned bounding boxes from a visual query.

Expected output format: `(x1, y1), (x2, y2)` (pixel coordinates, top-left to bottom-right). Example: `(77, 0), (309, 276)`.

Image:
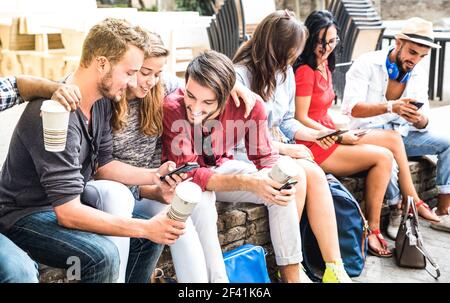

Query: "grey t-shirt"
(0, 97), (113, 233)
(112, 72), (183, 169)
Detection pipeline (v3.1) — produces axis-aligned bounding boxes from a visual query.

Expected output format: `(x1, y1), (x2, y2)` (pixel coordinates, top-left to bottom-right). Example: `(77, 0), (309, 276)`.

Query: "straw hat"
(395, 17), (441, 49)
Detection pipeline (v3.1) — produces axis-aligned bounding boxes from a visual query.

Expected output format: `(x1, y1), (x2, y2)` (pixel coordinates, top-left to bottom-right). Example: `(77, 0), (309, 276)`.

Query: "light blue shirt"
(235, 65), (302, 143)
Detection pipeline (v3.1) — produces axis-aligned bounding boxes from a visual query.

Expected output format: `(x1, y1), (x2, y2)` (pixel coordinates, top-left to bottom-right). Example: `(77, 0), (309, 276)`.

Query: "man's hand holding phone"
(152, 162), (198, 204)
(393, 99), (424, 124)
(408, 101), (424, 110)
(159, 162), (199, 183)
(278, 179), (298, 191)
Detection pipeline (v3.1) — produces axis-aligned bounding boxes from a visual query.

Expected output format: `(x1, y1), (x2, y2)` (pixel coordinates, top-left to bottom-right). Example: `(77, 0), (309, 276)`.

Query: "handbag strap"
(405, 197), (441, 279)
(414, 239), (441, 279)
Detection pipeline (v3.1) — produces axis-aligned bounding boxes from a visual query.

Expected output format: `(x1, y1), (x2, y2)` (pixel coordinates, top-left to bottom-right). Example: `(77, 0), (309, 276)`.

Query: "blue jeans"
(380, 127), (450, 205)
(6, 211), (163, 283)
(86, 180), (228, 283)
(0, 233), (39, 283)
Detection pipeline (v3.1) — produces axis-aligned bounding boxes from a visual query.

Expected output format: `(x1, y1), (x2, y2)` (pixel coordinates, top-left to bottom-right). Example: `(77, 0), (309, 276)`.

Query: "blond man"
(0, 19), (184, 283)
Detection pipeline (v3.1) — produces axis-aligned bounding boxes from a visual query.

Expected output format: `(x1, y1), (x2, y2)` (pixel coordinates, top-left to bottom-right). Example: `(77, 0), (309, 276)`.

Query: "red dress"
(294, 63), (339, 164)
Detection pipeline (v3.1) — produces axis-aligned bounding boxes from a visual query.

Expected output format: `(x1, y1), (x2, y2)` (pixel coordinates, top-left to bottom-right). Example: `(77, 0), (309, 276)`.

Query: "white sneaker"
(386, 208), (402, 240)
(430, 207), (450, 233)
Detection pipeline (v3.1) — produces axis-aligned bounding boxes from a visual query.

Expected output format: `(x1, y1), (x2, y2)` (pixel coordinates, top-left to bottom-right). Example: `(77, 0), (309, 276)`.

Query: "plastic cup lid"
(40, 100), (68, 113)
(277, 156), (299, 177)
(175, 181), (202, 204)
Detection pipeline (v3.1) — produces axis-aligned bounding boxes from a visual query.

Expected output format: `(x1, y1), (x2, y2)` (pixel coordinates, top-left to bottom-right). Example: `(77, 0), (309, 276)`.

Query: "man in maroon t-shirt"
(162, 51), (305, 283)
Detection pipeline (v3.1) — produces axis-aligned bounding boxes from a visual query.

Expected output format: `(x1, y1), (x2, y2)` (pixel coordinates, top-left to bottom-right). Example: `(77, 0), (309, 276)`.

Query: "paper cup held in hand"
(40, 100), (70, 152)
(269, 156), (299, 183)
(167, 181), (202, 222)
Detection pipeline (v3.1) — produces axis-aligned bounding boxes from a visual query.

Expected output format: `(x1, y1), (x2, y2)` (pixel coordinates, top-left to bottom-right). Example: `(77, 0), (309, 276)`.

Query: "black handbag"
(394, 196), (440, 279)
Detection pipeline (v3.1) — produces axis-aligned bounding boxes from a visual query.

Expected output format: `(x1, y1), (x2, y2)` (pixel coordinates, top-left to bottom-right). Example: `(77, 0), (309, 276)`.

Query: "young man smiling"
(342, 17), (450, 236)
(162, 50), (348, 283)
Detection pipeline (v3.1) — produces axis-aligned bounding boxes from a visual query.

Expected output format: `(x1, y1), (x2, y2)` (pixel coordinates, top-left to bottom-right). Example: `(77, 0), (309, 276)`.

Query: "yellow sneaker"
(322, 260), (352, 283)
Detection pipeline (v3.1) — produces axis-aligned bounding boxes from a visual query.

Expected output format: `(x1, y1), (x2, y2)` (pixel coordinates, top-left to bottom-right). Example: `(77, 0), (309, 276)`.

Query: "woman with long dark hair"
(233, 10), (353, 282)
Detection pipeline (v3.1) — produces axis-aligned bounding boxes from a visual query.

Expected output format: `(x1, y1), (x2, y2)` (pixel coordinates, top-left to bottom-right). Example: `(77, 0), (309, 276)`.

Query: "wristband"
(386, 101), (393, 114)
(130, 185), (142, 201)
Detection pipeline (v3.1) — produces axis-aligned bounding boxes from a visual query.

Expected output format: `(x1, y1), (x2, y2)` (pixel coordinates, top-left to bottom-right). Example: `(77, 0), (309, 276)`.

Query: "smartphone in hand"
(409, 101), (424, 110)
(278, 179), (298, 191)
(159, 162), (200, 181)
(316, 129), (348, 140)
(354, 129), (372, 137)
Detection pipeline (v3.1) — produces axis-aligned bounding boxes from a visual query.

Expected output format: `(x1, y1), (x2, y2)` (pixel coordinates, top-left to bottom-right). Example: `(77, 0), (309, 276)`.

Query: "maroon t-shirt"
(162, 88), (278, 191)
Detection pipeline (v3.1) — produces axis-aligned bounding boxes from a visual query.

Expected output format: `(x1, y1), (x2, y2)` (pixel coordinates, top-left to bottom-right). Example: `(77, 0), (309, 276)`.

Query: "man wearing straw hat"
(342, 17), (450, 237)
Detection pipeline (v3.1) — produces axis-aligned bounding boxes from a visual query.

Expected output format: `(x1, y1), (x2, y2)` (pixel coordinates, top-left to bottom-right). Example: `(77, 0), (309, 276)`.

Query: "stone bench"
(39, 157), (438, 282)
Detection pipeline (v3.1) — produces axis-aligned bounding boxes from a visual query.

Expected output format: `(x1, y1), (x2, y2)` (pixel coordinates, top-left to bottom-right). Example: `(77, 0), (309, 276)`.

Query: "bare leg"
(359, 129), (440, 221)
(437, 194), (450, 215)
(296, 159), (341, 262)
(320, 144), (393, 256)
(279, 264), (300, 283)
(292, 163), (307, 220)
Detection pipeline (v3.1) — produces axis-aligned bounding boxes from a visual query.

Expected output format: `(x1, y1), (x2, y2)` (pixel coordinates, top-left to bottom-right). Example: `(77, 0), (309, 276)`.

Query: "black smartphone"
(409, 101), (424, 109)
(159, 162), (200, 181)
(278, 179), (298, 191)
(316, 129), (348, 140)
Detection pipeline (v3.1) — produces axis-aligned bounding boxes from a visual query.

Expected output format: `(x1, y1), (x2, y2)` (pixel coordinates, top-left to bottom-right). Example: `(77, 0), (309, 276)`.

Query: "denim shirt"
(341, 48), (430, 136)
(235, 65), (303, 143)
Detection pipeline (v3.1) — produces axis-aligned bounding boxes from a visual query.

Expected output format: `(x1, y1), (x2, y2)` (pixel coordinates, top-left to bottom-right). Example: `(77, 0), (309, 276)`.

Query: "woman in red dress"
(293, 10), (394, 257)
(295, 59), (338, 164)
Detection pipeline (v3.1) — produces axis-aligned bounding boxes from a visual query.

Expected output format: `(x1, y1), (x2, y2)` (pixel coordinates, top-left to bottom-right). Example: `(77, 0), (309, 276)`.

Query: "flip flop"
(368, 229), (393, 258)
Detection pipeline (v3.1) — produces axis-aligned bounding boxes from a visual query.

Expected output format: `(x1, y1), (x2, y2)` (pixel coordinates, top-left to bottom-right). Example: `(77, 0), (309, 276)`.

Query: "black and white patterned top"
(112, 72), (183, 169)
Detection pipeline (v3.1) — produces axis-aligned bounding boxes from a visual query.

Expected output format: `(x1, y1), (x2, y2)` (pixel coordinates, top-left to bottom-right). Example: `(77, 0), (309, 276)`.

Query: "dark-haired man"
(342, 17), (450, 237)
(163, 50), (351, 283)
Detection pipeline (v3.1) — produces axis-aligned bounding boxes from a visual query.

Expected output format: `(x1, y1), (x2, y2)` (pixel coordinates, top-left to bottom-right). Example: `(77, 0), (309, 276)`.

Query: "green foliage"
(175, 0), (216, 15)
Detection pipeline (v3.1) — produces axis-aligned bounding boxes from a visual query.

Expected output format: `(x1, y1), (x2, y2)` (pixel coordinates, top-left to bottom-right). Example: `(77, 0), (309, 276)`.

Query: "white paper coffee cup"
(167, 181), (202, 222)
(40, 100), (70, 152)
(269, 156), (299, 183)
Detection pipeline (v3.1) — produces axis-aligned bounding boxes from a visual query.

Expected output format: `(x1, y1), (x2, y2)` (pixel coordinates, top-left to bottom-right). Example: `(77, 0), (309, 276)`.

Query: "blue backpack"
(300, 174), (369, 280)
(223, 244), (271, 283)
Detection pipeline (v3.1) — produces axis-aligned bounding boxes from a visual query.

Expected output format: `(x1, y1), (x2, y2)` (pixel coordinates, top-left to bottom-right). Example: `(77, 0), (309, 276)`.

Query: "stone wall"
(39, 158), (438, 283)
(146, 157), (439, 282)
